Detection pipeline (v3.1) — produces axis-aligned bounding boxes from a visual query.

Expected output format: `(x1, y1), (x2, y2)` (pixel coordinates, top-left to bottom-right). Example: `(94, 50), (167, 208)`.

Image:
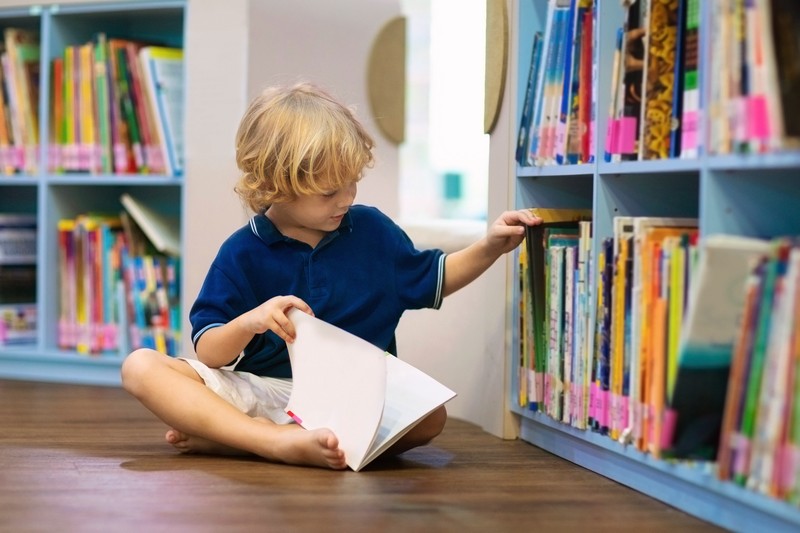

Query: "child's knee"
(418, 406), (448, 443)
(120, 348), (161, 394)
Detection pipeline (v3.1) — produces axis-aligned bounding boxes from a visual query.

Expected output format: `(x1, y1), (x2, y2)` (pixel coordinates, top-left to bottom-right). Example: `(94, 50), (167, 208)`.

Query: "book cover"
(553, 0), (579, 165)
(679, 0), (700, 158)
(139, 46), (184, 177)
(769, 0), (800, 146)
(665, 234), (771, 460)
(78, 43), (97, 173)
(536, 3), (570, 165)
(516, 31), (543, 166)
(3, 27), (39, 173)
(527, 0), (558, 166)
(620, 1), (647, 161)
(641, 0), (679, 160)
(284, 309), (456, 472)
(0, 51), (14, 174)
(717, 268), (763, 481)
(93, 33), (113, 174)
(111, 40), (144, 172)
(668, 0), (687, 158)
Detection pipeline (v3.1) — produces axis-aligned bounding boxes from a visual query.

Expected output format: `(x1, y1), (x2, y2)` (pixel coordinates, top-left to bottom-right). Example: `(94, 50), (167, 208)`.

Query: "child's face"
(288, 181), (358, 232)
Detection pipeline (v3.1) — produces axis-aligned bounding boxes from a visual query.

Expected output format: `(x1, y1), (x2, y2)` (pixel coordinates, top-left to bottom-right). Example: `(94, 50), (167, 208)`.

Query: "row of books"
(606, 0), (800, 162)
(516, 0), (596, 167)
(715, 239), (800, 501)
(517, 210), (593, 423)
(0, 27), (184, 177)
(56, 198), (180, 357)
(706, 0), (800, 155)
(517, 211), (800, 503)
(518, 0), (800, 165)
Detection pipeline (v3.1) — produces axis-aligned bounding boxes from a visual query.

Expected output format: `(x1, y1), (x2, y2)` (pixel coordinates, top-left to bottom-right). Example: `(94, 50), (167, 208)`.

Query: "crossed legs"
(121, 348), (347, 469)
(120, 348), (447, 469)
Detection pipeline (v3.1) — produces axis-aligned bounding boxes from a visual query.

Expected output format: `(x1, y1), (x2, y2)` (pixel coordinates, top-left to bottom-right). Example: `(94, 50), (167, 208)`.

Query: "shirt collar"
(249, 210), (354, 246)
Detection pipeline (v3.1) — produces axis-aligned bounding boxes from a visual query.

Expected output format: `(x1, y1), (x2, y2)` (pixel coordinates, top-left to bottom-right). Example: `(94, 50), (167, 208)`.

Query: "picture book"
(665, 234), (771, 459)
(139, 46), (184, 176)
(284, 309), (456, 472)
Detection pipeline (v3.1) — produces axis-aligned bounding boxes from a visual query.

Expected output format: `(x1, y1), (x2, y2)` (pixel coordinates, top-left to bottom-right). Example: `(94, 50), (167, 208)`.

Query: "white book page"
(285, 309), (386, 471)
(285, 309), (456, 471)
(361, 355), (456, 468)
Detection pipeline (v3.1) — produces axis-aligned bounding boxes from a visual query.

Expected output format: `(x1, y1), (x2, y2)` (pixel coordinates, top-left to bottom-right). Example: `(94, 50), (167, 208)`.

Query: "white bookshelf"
(506, 1), (800, 531)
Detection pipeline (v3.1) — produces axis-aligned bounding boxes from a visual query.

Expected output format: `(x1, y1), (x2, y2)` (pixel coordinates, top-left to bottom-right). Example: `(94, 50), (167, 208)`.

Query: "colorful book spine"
(679, 0), (700, 158)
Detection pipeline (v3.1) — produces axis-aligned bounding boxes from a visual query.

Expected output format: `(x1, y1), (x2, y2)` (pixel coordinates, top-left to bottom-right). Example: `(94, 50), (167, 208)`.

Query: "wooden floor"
(0, 379), (721, 532)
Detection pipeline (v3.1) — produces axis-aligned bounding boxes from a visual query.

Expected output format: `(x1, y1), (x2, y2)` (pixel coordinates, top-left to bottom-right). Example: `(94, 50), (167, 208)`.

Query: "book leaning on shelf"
(665, 235), (771, 461)
(119, 194), (181, 357)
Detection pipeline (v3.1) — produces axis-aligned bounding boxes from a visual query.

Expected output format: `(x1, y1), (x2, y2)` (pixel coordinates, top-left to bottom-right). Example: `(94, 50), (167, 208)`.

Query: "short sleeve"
(189, 262), (250, 348)
(392, 225), (446, 311)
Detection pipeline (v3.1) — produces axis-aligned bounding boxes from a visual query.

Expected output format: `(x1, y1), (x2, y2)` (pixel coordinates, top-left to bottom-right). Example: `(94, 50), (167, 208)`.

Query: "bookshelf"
(0, 1), (186, 383)
(507, 1), (800, 531)
(0, 0), (257, 385)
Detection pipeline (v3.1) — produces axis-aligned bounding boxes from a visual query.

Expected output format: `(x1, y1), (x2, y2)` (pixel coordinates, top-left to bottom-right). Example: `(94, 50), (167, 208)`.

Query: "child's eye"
(322, 190), (337, 198)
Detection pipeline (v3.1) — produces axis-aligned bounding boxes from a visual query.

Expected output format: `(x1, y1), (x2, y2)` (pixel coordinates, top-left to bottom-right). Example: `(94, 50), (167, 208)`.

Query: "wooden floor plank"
(0, 379), (720, 532)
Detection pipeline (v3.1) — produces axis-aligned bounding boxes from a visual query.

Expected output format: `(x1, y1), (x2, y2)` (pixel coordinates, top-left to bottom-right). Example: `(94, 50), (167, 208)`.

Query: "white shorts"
(180, 357), (294, 425)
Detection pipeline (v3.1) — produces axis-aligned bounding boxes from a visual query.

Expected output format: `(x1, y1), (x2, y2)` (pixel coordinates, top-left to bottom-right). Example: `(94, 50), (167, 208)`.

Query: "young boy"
(121, 82), (541, 469)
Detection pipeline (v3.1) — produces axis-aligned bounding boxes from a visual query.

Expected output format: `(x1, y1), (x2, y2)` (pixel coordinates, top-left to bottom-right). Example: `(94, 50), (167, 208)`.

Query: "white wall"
(246, 0), (401, 220)
(183, 0), (402, 343)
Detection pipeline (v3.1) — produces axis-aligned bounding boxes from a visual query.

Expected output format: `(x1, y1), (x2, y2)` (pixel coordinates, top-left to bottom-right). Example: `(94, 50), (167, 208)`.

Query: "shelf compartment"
(40, 183), (181, 353)
(594, 171), (700, 241)
(515, 172), (593, 211)
(701, 168), (800, 238)
(47, 1), (185, 50)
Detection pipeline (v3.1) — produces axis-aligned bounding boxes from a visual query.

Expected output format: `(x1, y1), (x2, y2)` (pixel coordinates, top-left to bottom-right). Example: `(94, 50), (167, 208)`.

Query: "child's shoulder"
(348, 204), (392, 226)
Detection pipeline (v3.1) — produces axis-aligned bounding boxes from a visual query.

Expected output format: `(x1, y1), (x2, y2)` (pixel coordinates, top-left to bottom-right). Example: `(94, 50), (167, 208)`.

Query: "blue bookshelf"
(0, 0), (186, 386)
(509, 1), (800, 531)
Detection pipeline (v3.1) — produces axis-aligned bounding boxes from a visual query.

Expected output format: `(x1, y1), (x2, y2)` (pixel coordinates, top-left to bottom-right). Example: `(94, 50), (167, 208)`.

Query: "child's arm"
(442, 209), (541, 297)
(194, 295), (313, 368)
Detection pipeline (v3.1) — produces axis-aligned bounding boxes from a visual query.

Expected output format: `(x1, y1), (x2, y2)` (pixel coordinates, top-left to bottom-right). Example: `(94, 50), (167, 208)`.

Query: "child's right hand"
(241, 295), (314, 344)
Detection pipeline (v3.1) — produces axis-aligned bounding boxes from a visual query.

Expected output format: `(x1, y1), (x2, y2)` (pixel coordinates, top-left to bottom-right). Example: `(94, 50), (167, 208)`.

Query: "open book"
(285, 309), (456, 471)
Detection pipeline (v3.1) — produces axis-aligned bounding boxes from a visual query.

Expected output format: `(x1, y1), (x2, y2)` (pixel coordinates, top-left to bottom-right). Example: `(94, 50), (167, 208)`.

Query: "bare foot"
(165, 428), (248, 456)
(270, 425), (347, 470)
(165, 419), (347, 470)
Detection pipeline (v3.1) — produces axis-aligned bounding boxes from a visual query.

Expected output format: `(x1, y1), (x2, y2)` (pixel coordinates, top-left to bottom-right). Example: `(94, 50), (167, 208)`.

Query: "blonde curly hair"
(234, 83), (375, 213)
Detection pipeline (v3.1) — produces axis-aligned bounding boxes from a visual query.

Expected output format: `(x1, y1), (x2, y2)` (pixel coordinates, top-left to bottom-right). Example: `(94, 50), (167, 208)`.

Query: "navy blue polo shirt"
(189, 205), (446, 377)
